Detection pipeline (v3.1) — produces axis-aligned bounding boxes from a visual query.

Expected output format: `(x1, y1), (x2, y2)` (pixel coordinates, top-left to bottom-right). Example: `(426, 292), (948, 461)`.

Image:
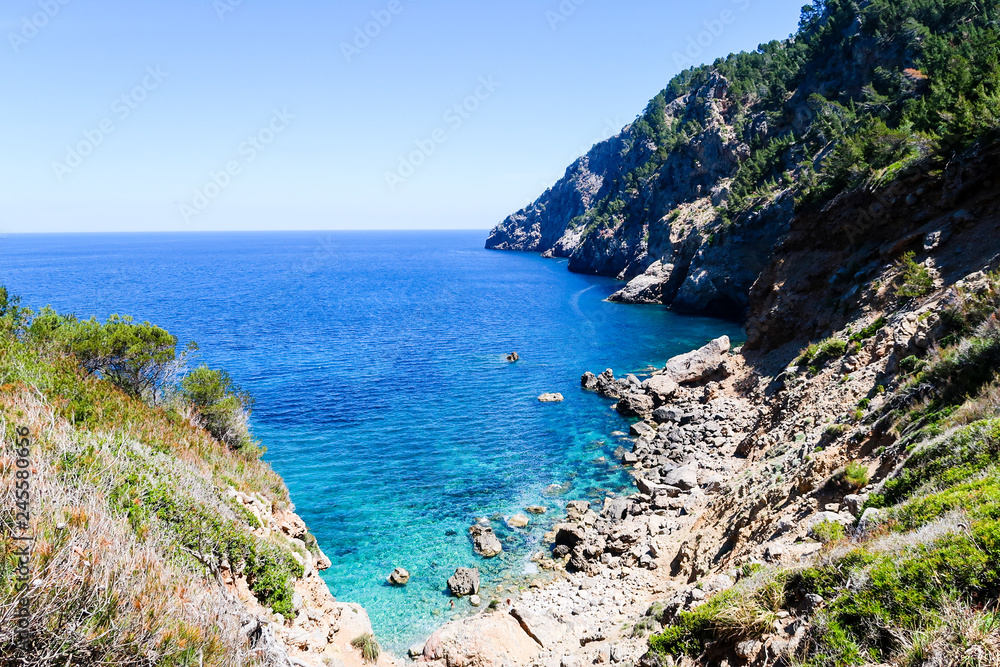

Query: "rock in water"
(538, 393), (564, 402)
(506, 351), (520, 362)
(469, 524), (503, 557)
(526, 505), (547, 514)
(387, 567), (410, 586)
(662, 335), (731, 384)
(507, 514), (530, 529)
(447, 567), (480, 597)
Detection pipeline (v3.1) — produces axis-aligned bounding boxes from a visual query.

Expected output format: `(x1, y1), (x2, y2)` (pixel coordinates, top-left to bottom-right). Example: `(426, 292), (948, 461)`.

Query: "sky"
(0, 0), (807, 233)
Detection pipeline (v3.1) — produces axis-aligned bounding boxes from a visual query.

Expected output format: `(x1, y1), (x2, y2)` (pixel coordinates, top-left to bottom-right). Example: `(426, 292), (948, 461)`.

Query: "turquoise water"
(0, 231), (742, 651)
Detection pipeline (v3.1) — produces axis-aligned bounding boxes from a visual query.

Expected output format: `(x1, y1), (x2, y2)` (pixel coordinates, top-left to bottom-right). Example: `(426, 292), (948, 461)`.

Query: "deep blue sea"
(0, 231), (742, 651)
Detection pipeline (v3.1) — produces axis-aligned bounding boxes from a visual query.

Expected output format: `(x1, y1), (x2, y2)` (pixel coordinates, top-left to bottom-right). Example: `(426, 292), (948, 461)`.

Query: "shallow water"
(0, 230), (742, 651)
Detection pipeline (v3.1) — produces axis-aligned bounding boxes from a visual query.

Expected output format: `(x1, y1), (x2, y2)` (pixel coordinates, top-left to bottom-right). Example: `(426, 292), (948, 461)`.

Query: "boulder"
(506, 514), (530, 529)
(422, 611), (540, 667)
(842, 494), (866, 517)
(581, 371), (598, 390)
(510, 605), (568, 648)
(506, 351), (520, 362)
(616, 393), (654, 417)
(470, 594), (482, 606)
(565, 500), (591, 520)
(469, 525), (503, 557)
(663, 464), (699, 491)
(553, 523), (587, 548)
(629, 421), (656, 438)
(387, 567), (410, 586)
(642, 374), (679, 401)
(602, 497), (630, 521)
(662, 336), (731, 384)
(538, 393), (564, 403)
(525, 506), (546, 515)
(447, 567), (480, 597)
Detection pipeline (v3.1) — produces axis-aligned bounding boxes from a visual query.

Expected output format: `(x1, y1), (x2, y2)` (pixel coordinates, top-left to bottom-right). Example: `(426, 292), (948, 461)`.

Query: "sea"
(0, 230), (743, 652)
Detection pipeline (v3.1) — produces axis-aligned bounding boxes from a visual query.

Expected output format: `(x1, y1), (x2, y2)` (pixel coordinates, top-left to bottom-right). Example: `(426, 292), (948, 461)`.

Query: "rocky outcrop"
(469, 524), (503, 558)
(387, 567), (410, 586)
(447, 568), (480, 597)
(661, 335), (731, 384)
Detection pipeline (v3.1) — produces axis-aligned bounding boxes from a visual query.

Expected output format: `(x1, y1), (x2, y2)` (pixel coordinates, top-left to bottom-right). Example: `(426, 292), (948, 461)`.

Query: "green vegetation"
(842, 461), (870, 490)
(573, 0), (1000, 254)
(648, 263), (1000, 666)
(181, 365), (260, 456)
(0, 287), (306, 664)
(351, 633), (381, 663)
(811, 520), (847, 544)
(649, 571), (787, 657)
(895, 252), (935, 299)
(796, 337), (849, 367)
(849, 317), (886, 343)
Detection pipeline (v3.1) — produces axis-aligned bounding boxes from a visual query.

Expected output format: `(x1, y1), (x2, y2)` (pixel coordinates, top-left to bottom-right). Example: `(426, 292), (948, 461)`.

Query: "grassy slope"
(0, 317), (307, 666)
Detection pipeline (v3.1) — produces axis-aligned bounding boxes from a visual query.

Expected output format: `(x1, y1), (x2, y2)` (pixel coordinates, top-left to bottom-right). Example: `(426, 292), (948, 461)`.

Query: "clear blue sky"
(1, 0), (806, 233)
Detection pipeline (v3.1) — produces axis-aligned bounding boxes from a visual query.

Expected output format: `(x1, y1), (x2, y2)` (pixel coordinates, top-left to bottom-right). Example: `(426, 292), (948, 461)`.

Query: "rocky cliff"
(487, 0), (1000, 321)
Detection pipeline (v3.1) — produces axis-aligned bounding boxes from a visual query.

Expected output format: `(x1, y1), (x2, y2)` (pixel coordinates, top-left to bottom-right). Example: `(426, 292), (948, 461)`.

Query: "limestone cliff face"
(485, 13), (922, 321)
(485, 72), (776, 320)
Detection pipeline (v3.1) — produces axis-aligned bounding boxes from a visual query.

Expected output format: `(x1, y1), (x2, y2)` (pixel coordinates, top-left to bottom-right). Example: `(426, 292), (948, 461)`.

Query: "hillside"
(487, 0), (1000, 320)
(0, 296), (393, 667)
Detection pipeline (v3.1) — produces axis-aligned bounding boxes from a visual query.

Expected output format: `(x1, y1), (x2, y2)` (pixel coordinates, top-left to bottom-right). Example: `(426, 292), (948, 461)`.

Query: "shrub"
(843, 461), (870, 490)
(649, 570), (787, 658)
(28, 309), (186, 404)
(351, 633), (380, 663)
(895, 252), (934, 299)
(181, 366), (260, 456)
(850, 316), (887, 343)
(796, 337), (849, 367)
(812, 519), (847, 544)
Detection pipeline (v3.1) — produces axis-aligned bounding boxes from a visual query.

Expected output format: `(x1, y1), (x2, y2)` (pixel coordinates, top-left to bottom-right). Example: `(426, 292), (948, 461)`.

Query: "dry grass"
(0, 369), (287, 665)
(897, 601), (1000, 667)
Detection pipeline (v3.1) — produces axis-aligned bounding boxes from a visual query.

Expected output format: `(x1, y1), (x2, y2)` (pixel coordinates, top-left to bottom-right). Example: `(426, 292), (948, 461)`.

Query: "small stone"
(470, 594), (482, 606)
(538, 393), (565, 402)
